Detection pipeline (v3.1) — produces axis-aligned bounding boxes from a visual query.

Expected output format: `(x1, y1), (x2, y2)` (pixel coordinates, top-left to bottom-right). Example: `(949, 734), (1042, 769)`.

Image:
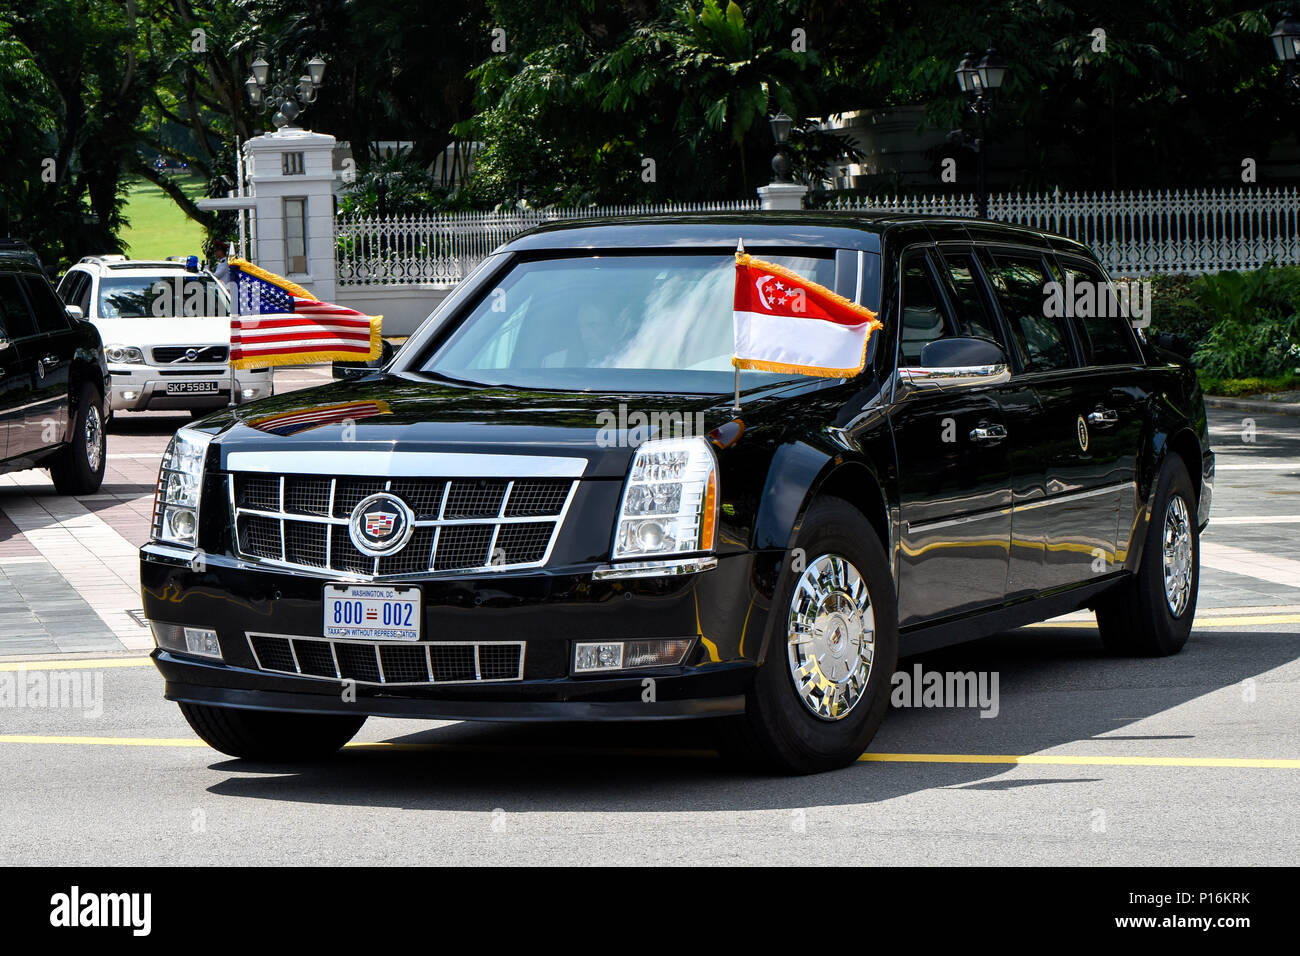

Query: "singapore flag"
(732, 249), (881, 378)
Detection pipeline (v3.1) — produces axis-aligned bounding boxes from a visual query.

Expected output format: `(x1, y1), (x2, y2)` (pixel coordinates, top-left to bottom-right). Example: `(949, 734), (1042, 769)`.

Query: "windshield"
(418, 253), (852, 393)
(97, 274), (230, 318)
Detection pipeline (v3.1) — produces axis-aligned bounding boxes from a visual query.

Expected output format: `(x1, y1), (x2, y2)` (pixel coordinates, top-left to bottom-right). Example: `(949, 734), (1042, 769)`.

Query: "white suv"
(56, 255), (272, 417)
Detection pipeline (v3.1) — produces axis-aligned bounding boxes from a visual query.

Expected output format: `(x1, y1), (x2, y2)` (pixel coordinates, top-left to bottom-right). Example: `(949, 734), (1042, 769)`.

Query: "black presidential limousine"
(142, 214), (1213, 774)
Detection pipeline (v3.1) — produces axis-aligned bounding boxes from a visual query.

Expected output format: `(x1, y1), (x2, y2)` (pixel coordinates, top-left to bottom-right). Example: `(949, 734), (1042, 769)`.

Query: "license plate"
(323, 585), (421, 641)
(165, 380), (220, 394)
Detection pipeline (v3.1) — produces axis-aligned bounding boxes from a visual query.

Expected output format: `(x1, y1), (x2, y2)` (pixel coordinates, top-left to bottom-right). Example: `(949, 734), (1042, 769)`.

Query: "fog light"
(122, 390), (138, 401)
(150, 622), (223, 660)
(574, 642), (623, 673)
(241, 388), (257, 399)
(184, 628), (221, 658)
(573, 639), (692, 674)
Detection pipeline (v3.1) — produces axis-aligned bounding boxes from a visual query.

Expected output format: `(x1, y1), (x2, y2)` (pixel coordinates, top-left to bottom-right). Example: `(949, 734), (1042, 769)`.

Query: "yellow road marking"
(0, 734), (1296, 769)
(858, 752), (1300, 769)
(1028, 613), (1300, 629)
(0, 735), (208, 747)
(0, 657), (153, 671)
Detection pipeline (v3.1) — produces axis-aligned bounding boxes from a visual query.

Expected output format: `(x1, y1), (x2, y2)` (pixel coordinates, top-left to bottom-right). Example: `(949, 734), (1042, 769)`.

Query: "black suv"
(0, 239), (108, 493)
(141, 215), (1213, 774)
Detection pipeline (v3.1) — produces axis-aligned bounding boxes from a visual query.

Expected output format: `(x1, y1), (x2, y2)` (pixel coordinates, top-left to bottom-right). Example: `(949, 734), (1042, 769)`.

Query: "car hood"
(90, 316), (231, 348)
(198, 372), (760, 479)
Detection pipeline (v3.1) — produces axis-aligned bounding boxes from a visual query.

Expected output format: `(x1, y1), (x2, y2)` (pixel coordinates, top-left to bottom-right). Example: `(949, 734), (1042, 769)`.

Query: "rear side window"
(938, 250), (1003, 346)
(1059, 260), (1140, 366)
(58, 271), (92, 312)
(898, 252), (955, 365)
(984, 252), (1074, 373)
(0, 274), (38, 339)
(20, 275), (71, 333)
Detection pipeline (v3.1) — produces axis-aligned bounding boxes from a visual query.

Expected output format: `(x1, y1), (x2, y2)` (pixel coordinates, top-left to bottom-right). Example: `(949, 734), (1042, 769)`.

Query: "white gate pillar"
(199, 126), (346, 302)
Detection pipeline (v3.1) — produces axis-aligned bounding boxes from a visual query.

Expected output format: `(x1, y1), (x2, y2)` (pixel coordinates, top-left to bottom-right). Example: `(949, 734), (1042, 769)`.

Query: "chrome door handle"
(969, 423), (1008, 443)
(1087, 408), (1119, 427)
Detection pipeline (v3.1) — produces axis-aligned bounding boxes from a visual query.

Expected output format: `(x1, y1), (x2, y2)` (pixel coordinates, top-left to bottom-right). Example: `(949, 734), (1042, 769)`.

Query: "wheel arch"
(750, 443), (891, 556)
(1126, 422), (1205, 572)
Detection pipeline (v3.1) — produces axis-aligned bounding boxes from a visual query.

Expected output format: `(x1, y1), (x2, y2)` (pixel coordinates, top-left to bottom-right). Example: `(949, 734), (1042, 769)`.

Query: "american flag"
(228, 258), (382, 369)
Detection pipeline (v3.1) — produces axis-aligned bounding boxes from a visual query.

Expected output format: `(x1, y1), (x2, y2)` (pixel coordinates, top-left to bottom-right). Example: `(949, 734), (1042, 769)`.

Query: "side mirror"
(332, 363), (372, 381)
(65, 305), (84, 320)
(1153, 331), (1193, 359)
(332, 339), (394, 381)
(899, 336), (1010, 390)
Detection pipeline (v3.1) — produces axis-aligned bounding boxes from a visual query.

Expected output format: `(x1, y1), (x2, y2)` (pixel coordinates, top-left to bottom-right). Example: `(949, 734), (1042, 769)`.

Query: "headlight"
(152, 427), (212, 547)
(105, 345), (145, 364)
(612, 436), (718, 560)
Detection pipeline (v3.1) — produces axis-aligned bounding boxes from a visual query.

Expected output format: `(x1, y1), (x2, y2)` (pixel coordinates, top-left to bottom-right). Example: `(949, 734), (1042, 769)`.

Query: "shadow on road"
(201, 622), (1299, 810)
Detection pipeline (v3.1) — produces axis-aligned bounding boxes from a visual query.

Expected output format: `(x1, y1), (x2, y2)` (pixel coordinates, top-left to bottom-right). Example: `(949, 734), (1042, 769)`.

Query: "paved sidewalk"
(0, 367), (332, 656)
(1205, 395), (1300, 416)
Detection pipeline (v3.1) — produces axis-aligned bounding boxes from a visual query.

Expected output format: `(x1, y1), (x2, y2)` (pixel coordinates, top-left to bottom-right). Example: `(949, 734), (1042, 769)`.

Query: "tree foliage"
(2, 0), (1298, 265)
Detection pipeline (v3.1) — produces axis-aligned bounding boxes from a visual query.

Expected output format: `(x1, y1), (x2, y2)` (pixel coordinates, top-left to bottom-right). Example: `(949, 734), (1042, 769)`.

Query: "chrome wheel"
(1162, 494), (1193, 617)
(85, 404), (104, 472)
(786, 553), (875, 721)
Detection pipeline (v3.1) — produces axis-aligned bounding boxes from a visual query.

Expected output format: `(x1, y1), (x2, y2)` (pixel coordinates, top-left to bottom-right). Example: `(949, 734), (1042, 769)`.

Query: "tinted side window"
(58, 271), (89, 309)
(1060, 261), (1140, 366)
(898, 252), (955, 365)
(20, 275), (71, 334)
(938, 250), (1003, 347)
(984, 252), (1074, 372)
(0, 274), (38, 339)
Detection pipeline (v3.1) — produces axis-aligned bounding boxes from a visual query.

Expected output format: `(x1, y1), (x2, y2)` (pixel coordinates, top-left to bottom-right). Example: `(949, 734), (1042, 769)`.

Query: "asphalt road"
(0, 405), (1297, 865)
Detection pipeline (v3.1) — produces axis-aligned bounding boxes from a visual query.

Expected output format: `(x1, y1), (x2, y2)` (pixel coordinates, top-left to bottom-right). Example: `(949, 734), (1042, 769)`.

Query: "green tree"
(0, 0), (147, 267)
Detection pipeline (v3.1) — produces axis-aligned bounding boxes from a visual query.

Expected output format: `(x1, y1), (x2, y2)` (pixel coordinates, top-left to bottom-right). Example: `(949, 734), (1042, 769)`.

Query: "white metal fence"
(336, 188), (1300, 285)
(335, 201), (759, 285)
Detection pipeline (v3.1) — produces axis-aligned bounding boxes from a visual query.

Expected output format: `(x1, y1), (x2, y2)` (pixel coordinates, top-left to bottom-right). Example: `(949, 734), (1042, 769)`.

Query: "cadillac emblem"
(349, 492), (414, 557)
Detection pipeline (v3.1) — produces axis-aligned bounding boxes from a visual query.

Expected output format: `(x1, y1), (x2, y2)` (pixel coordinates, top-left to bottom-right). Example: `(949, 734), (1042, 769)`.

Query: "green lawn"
(118, 174), (207, 260)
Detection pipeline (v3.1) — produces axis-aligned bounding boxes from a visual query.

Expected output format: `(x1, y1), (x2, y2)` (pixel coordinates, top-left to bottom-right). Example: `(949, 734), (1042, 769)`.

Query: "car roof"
(71, 256), (206, 275)
(499, 211), (1093, 260)
(0, 238), (46, 274)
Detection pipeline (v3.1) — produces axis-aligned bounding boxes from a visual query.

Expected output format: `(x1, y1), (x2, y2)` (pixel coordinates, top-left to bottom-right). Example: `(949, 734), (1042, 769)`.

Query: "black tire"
(716, 496), (899, 774)
(49, 381), (107, 495)
(178, 702), (366, 761)
(188, 408), (210, 421)
(1095, 455), (1199, 656)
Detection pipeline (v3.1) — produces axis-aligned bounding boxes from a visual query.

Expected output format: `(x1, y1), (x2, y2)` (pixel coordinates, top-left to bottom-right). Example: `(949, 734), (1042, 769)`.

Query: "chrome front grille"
(228, 473), (577, 578)
(153, 345), (229, 364)
(246, 633), (525, 685)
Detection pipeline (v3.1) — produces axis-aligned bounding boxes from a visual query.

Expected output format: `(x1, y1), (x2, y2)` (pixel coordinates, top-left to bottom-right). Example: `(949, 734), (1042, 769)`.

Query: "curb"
(1205, 396), (1300, 416)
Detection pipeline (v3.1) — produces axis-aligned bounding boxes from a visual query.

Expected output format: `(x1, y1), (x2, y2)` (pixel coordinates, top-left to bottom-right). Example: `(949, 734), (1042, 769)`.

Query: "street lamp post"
(244, 52), (327, 128)
(769, 111), (795, 182)
(756, 111), (808, 210)
(954, 48), (1007, 219)
(1270, 13), (1300, 89)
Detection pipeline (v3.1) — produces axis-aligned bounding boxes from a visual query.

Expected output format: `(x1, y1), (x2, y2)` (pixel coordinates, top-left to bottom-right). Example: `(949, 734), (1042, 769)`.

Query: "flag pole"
(228, 268), (238, 408)
(732, 237), (745, 417)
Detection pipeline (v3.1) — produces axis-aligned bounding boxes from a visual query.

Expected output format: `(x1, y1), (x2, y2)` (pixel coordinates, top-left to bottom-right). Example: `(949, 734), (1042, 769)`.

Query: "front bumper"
(141, 544), (773, 722)
(109, 365), (272, 412)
